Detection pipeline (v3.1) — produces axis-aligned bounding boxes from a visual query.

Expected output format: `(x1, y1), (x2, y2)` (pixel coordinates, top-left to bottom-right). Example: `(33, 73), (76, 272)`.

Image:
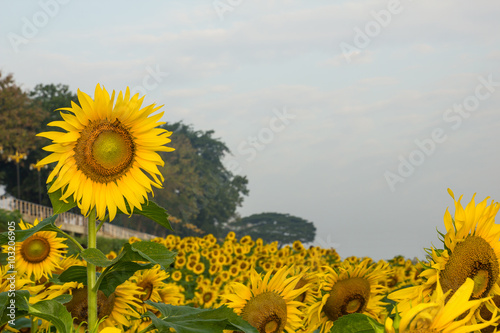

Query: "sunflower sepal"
(142, 302), (259, 333)
(329, 313), (385, 333)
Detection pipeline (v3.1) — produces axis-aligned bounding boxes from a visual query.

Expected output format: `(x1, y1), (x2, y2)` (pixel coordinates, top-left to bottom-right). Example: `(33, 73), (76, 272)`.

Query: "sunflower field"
(2, 85), (500, 333)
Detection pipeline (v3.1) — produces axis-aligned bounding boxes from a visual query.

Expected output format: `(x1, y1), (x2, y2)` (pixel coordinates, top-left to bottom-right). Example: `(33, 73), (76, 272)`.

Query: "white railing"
(0, 195), (155, 240)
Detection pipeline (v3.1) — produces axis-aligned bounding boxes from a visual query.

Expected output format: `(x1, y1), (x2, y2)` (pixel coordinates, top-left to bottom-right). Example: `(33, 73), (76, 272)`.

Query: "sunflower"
(386, 277), (499, 333)
(439, 190), (500, 300)
(12, 219), (67, 281)
(171, 270), (182, 282)
(37, 84), (174, 221)
(130, 264), (169, 313)
(159, 283), (185, 306)
(391, 190), (500, 320)
(195, 285), (219, 308)
(65, 285), (116, 328)
(223, 266), (309, 333)
(99, 280), (145, 330)
(306, 259), (389, 333)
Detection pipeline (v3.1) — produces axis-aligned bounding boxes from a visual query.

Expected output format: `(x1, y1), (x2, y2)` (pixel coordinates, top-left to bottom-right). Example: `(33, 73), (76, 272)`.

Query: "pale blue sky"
(1, 0), (500, 260)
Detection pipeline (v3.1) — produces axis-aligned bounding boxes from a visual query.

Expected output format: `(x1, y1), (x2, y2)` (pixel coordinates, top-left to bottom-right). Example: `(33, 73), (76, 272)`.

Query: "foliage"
(0, 72), (45, 156)
(159, 122), (249, 237)
(0, 78), (78, 204)
(229, 212), (316, 247)
(0, 209), (22, 233)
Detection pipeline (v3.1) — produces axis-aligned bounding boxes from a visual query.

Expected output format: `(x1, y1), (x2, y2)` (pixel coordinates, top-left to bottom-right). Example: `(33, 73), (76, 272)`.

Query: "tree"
(0, 72), (45, 200)
(0, 80), (78, 203)
(159, 122), (249, 237)
(229, 212), (316, 247)
(29, 83), (78, 133)
(0, 72), (45, 155)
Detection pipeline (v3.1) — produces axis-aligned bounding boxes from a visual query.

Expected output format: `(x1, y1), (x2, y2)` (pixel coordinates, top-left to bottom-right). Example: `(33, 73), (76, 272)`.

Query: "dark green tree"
(229, 212), (316, 247)
(0, 72), (45, 200)
(160, 122), (249, 237)
(0, 81), (78, 203)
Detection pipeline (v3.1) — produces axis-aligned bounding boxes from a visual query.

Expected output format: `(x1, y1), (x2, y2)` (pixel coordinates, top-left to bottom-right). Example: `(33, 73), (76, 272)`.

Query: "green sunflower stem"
(58, 229), (85, 252)
(31, 316), (38, 332)
(87, 209), (98, 332)
(95, 216), (107, 232)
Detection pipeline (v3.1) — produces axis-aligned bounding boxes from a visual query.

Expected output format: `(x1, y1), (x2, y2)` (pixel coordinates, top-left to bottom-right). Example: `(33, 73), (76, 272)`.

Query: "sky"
(1, 0), (500, 260)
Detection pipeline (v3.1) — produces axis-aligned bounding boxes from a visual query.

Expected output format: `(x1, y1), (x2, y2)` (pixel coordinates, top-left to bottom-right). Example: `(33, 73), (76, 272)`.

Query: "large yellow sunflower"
(440, 189), (500, 299)
(37, 84), (174, 221)
(223, 266), (309, 333)
(11, 219), (67, 281)
(385, 277), (499, 333)
(306, 259), (390, 333)
(390, 190), (500, 319)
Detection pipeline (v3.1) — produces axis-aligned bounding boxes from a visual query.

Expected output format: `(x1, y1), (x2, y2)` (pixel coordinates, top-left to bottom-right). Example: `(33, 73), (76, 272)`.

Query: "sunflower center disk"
(21, 236), (51, 263)
(75, 120), (135, 183)
(65, 287), (115, 326)
(139, 282), (154, 301)
(323, 277), (371, 321)
(92, 131), (130, 169)
(241, 292), (287, 333)
(440, 236), (499, 299)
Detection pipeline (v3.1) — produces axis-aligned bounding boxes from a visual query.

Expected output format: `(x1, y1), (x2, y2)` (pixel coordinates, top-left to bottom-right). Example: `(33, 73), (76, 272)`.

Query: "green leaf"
(0, 215), (59, 246)
(59, 265), (87, 285)
(51, 294), (73, 304)
(130, 241), (177, 269)
(48, 183), (77, 214)
(98, 261), (153, 297)
(0, 290), (30, 327)
(120, 200), (172, 231)
(144, 302), (258, 333)
(80, 248), (114, 267)
(93, 242), (175, 297)
(330, 313), (385, 333)
(28, 299), (75, 333)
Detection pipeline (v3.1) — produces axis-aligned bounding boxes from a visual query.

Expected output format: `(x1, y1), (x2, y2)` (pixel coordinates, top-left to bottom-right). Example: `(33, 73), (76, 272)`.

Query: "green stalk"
(31, 316), (38, 332)
(57, 229), (84, 252)
(87, 209), (97, 331)
(95, 217), (106, 232)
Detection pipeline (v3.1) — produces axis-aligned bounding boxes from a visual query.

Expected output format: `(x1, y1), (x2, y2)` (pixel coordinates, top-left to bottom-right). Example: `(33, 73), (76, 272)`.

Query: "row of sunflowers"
(2, 188), (500, 332)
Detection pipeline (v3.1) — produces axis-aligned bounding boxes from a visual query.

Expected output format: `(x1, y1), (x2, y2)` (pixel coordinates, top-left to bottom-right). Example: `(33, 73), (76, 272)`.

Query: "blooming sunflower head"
(438, 190), (500, 300)
(223, 266), (309, 333)
(306, 259), (389, 333)
(37, 84), (174, 221)
(386, 277), (499, 333)
(10, 219), (67, 282)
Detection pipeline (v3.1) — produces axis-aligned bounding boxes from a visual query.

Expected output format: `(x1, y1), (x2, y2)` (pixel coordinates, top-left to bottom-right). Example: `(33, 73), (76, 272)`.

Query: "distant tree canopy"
(0, 75), (77, 204)
(158, 122), (249, 237)
(229, 212), (316, 247)
(0, 72), (45, 155)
